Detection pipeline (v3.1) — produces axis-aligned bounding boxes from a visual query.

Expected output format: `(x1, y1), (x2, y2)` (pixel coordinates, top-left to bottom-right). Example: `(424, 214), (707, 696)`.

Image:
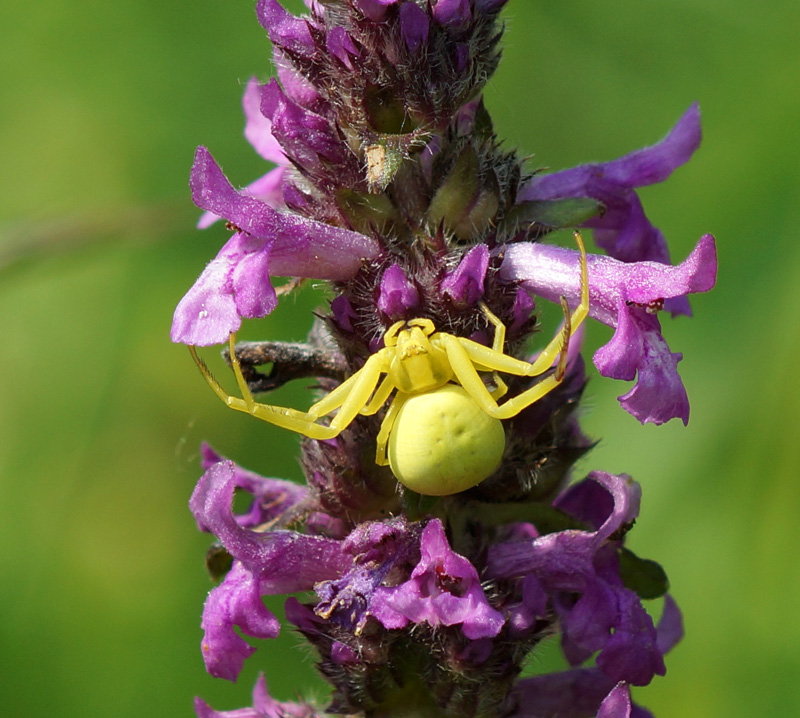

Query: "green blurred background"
(1, 0), (798, 715)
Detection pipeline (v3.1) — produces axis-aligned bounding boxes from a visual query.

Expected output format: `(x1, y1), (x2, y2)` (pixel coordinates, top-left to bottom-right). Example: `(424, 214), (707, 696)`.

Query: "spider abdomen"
(387, 384), (505, 496)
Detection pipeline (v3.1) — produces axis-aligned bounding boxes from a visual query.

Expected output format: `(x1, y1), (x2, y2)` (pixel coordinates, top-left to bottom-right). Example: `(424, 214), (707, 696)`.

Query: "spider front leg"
(305, 350), (391, 433)
(439, 231), (589, 420)
(461, 231), (588, 381)
(223, 339), (346, 393)
(188, 336), (387, 440)
(527, 230), (589, 376)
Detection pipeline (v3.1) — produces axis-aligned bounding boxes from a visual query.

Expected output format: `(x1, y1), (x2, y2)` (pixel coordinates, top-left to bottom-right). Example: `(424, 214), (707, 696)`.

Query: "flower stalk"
(174, 2), (717, 716)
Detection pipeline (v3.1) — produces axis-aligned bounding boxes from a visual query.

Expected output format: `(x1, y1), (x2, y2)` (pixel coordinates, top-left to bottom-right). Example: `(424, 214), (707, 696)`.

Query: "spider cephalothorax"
(190, 233), (588, 496)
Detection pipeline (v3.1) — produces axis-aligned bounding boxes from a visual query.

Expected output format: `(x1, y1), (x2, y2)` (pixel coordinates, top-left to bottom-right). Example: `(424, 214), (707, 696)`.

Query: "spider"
(189, 232), (588, 496)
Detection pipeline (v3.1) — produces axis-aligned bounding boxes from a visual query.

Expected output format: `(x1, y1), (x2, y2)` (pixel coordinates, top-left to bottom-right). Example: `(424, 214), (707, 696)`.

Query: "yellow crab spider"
(189, 232), (589, 496)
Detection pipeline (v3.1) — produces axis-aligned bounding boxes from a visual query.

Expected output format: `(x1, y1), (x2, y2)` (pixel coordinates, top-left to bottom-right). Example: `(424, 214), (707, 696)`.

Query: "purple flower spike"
(172, 147), (380, 345)
(371, 519), (505, 640)
(518, 104), (702, 265)
(179, 2), (707, 711)
(378, 264), (420, 319)
(499, 234), (717, 423)
(441, 243), (489, 307)
(195, 673), (317, 717)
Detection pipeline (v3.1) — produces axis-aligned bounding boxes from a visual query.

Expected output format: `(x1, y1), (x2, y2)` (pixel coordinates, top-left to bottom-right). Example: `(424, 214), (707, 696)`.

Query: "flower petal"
(243, 77), (285, 164)
(199, 445), (308, 529)
(197, 165), (287, 230)
(192, 147), (378, 276)
(506, 668), (619, 718)
(656, 594), (684, 656)
(195, 673), (317, 717)
(197, 78), (288, 230)
(170, 232), (260, 346)
(189, 460), (349, 590)
(440, 244), (489, 307)
(594, 588), (665, 686)
(377, 264), (420, 319)
(174, 148), (381, 344)
(597, 682), (633, 718)
(518, 104), (702, 264)
(199, 562), (281, 681)
(371, 519), (505, 639)
(433, 0), (472, 29)
(399, 2), (429, 51)
(595, 306), (690, 424)
(326, 27), (361, 70)
(260, 80), (346, 172)
(256, 0), (316, 58)
(498, 235), (716, 423)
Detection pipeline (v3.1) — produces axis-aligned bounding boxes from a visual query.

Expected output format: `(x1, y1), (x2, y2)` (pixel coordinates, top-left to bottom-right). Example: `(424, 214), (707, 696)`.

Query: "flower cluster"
(174, 1), (716, 716)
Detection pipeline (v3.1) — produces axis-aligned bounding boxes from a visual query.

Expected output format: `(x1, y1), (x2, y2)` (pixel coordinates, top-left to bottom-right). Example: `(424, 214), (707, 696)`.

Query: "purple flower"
(190, 459), (350, 680)
(198, 444), (308, 529)
(195, 673), (317, 718)
(199, 561), (282, 681)
(377, 263), (420, 319)
(505, 597), (682, 718)
(488, 472), (670, 688)
(171, 147), (380, 346)
(518, 104), (702, 267)
(506, 671), (652, 718)
(326, 27), (361, 70)
(440, 243), (490, 308)
(499, 234), (717, 423)
(260, 79), (346, 175)
(371, 519), (505, 640)
(198, 78), (288, 230)
(256, 0), (316, 59)
(190, 459), (349, 589)
(314, 518), (422, 633)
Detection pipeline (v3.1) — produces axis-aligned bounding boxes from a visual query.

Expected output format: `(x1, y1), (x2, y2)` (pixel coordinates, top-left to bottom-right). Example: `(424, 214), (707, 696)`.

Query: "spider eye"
(388, 385), (505, 496)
